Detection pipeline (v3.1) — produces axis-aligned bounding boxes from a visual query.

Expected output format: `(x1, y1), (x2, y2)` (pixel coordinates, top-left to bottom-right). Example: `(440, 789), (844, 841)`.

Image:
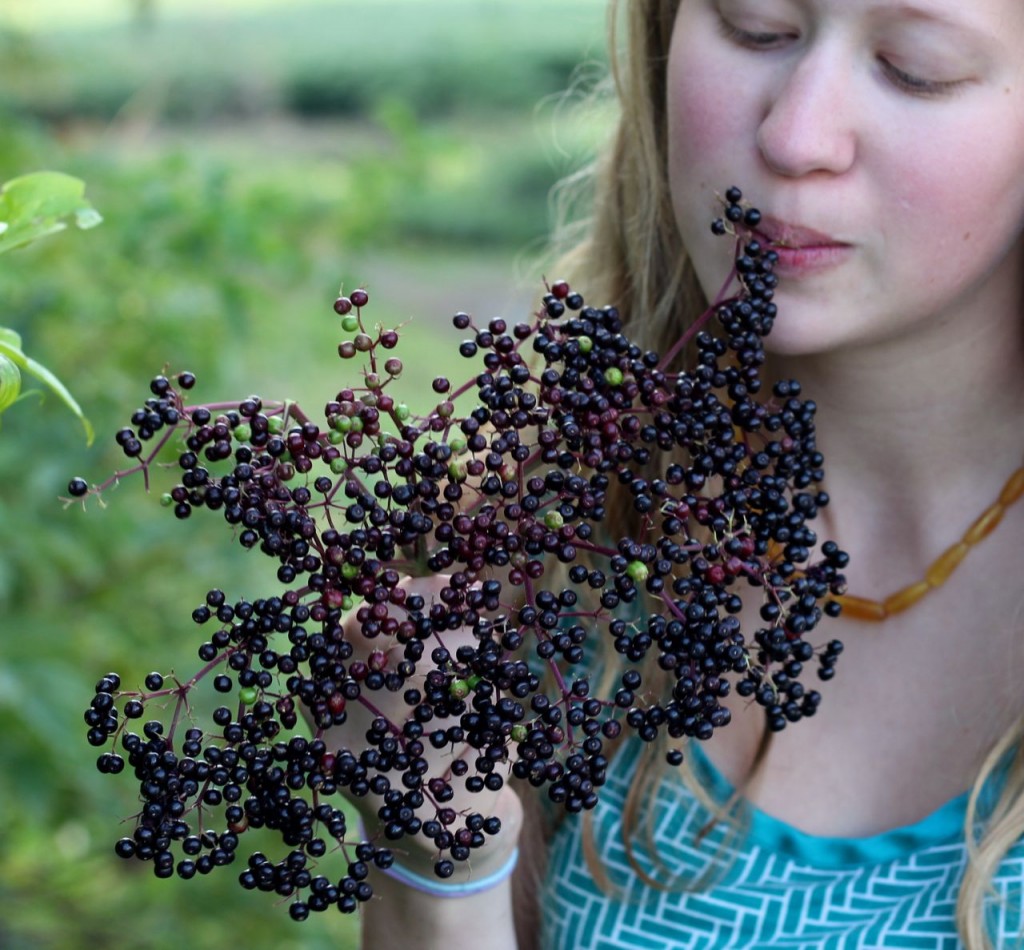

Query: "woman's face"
(667, 0), (1024, 357)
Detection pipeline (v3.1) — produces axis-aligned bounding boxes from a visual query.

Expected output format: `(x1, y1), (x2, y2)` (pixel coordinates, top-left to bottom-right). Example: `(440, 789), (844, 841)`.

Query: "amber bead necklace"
(833, 464), (1024, 621)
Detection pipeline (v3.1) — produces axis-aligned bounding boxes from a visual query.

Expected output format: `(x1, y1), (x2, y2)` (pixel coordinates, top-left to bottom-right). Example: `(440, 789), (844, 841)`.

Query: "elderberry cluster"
(77, 187), (848, 919)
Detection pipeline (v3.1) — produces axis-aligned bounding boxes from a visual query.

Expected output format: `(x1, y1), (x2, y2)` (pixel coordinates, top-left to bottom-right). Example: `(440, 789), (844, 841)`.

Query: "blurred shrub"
(285, 47), (583, 121)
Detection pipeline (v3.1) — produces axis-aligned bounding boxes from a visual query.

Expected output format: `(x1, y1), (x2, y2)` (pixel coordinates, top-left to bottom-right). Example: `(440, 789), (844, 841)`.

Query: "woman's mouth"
(752, 215), (853, 277)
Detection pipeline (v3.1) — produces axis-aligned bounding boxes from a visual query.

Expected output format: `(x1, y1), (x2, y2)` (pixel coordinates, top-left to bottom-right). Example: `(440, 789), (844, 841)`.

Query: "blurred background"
(0, 1), (611, 946)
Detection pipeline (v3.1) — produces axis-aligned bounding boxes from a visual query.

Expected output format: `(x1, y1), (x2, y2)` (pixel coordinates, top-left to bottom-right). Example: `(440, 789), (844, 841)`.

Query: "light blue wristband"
(378, 847), (520, 898)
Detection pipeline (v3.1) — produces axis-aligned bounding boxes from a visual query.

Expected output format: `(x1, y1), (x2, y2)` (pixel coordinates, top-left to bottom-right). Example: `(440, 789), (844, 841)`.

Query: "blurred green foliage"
(0, 170), (101, 438)
(0, 3), (607, 948)
(0, 1), (607, 124)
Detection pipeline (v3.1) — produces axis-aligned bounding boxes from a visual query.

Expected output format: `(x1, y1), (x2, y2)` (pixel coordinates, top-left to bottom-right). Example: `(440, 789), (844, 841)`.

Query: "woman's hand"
(318, 571), (524, 885)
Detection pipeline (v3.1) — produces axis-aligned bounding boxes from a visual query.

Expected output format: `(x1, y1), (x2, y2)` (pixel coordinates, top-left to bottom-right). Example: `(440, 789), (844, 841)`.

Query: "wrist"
(358, 817), (519, 899)
(377, 846), (519, 898)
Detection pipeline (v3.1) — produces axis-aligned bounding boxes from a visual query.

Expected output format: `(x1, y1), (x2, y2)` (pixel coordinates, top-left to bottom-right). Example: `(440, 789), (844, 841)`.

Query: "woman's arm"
(361, 854), (520, 950)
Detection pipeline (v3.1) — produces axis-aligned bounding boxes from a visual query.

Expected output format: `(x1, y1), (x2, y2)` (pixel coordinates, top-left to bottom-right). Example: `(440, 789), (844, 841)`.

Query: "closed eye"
(878, 58), (969, 98)
(716, 16), (794, 49)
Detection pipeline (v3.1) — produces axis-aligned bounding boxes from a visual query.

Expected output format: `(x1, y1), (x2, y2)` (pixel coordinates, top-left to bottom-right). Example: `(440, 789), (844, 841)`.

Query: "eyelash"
(877, 60), (967, 98)
(715, 17), (969, 99)
(716, 18), (789, 50)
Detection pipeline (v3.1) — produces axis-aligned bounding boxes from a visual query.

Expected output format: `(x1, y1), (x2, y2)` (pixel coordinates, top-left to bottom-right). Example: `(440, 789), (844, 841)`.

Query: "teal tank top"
(541, 738), (1023, 948)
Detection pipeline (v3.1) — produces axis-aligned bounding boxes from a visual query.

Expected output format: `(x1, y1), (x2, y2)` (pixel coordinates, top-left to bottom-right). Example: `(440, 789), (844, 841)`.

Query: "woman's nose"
(756, 46), (858, 178)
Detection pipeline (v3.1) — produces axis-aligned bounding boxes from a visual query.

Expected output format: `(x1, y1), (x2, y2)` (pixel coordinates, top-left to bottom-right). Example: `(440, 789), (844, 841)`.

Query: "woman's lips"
(752, 215), (852, 276)
(753, 214), (844, 248)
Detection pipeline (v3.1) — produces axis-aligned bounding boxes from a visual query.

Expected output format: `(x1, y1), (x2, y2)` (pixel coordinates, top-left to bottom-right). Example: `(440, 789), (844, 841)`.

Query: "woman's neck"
(770, 315), (1024, 588)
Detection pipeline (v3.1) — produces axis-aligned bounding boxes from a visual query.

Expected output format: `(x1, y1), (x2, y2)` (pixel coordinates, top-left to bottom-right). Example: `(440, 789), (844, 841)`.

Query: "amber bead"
(963, 503), (1005, 546)
(925, 542), (969, 588)
(1000, 468), (1024, 506)
(883, 581), (932, 616)
(833, 595), (888, 621)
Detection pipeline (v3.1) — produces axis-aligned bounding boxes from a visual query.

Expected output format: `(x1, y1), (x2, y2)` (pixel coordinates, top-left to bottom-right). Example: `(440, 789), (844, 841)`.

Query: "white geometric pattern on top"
(541, 740), (1023, 949)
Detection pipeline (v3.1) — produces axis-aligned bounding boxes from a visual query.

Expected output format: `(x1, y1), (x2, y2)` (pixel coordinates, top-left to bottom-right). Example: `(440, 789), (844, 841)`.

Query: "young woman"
(354, 1), (1024, 946)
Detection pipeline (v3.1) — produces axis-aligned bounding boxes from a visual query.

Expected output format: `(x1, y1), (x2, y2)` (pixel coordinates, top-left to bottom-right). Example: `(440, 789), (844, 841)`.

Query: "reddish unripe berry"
(322, 589), (346, 610)
(550, 279), (570, 299)
(349, 661), (368, 681)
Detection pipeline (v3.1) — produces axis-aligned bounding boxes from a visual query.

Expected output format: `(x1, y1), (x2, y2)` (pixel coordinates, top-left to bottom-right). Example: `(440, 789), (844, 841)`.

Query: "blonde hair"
(543, 1), (1024, 946)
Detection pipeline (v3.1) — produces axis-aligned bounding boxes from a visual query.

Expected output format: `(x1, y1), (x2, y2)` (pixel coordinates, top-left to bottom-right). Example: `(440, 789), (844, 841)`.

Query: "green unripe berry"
(447, 675), (482, 701)
(233, 423), (252, 442)
(510, 724), (528, 743)
(239, 686), (258, 706)
(268, 416), (284, 434)
(341, 315), (359, 332)
(625, 560), (649, 583)
(394, 403), (410, 421)
(604, 367), (624, 386)
(341, 562), (360, 579)
(577, 336), (593, 354)
(544, 511), (564, 530)
(448, 436), (466, 454)
(160, 493), (174, 507)
(448, 460), (468, 482)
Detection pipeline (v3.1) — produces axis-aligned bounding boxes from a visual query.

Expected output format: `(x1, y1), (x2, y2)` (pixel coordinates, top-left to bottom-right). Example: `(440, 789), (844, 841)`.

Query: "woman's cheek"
(887, 127), (1024, 282)
(667, 57), (748, 184)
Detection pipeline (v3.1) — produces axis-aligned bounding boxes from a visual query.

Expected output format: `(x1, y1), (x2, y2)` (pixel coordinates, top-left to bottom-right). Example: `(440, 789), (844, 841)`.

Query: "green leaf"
(0, 171), (103, 256)
(0, 340), (93, 444)
(74, 206), (103, 230)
